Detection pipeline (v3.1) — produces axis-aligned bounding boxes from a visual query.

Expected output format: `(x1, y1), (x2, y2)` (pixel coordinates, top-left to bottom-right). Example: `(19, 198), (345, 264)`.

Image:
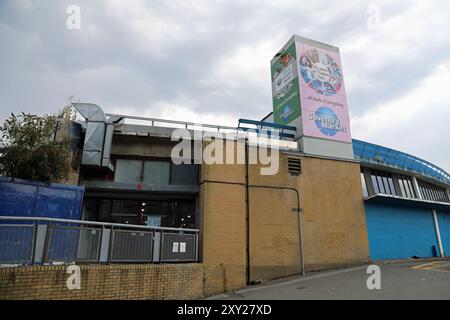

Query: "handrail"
(0, 216), (199, 233)
(104, 113), (297, 141)
(105, 113), (237, 132)
(238, 118), (297, 131)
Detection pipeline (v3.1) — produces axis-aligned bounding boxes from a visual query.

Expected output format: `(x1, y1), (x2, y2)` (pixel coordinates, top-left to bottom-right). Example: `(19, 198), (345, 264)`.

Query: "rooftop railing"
(105, 113), (298, 141)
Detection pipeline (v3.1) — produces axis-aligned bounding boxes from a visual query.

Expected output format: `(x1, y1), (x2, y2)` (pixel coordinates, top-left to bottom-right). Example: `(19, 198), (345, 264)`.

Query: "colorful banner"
(271, 41), (301, 125)
(296, 41), (352, 143)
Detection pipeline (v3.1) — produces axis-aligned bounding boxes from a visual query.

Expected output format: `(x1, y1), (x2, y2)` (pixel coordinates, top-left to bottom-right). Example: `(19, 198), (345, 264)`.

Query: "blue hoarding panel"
(365, 203), (439, 260)
(437, 211), (450, 257)
(0, 177), (84, 221)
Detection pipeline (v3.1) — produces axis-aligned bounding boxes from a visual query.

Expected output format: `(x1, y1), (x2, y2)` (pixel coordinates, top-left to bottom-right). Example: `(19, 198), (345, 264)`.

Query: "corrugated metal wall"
(365, 203), (439, 260)
(0, 177), (84, 220)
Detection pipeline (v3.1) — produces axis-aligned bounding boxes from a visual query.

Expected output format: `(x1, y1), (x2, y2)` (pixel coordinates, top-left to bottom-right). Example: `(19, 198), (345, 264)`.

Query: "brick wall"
(199, 141), (247, 295)
(200, 141), (370, 287)
(298, 156), (371, 271)
(0, 263), (203, 300)
(248, 152), (302, 281)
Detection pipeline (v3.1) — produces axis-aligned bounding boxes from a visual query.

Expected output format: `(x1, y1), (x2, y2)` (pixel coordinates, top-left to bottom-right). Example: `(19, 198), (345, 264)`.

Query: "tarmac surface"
(208, 259), (450, 300)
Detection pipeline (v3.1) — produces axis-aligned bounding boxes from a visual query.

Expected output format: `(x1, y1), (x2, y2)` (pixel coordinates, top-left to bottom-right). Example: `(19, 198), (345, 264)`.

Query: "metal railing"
(0, 216), (199, 265)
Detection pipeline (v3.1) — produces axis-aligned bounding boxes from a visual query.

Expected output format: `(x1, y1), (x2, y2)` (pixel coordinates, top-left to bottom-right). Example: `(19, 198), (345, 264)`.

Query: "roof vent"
(288, 158), (301, 176)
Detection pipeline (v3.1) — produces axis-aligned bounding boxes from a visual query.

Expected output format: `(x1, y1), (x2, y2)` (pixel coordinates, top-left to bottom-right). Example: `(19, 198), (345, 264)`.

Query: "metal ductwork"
(72, 103), (115, 171)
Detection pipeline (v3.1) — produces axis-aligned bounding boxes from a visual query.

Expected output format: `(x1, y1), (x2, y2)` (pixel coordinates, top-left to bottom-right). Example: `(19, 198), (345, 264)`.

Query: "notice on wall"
(180, 242), (186, 253)
(172, 242), (179, 253)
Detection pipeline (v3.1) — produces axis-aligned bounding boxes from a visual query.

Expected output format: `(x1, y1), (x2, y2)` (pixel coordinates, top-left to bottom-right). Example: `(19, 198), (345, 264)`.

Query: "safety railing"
(0, 216), (199, 265)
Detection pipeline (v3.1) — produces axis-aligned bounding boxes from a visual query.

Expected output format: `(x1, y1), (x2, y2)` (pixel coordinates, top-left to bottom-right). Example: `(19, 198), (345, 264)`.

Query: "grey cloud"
(0, 0), (449, 171)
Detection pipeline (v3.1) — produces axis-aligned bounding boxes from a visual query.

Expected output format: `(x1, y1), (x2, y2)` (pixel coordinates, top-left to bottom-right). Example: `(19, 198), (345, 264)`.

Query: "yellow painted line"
(417, 267), (450, 274)
(411, 261), (442, 270)
(410, 261), (450, 273)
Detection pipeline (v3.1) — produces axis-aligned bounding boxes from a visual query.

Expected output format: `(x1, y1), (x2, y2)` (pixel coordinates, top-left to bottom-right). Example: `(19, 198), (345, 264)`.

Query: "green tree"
(0, 110), (73, 183)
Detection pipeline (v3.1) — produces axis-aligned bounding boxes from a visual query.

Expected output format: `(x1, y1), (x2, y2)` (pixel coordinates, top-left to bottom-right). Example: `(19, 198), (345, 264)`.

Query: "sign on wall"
(271, 36), (352, 144)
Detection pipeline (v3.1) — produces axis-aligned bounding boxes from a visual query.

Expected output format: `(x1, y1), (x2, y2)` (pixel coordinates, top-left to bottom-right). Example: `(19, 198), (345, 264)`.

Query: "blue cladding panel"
(0, 177), (84, 221)
(0, 182), (36, 217)
(437, 211), (450, 256)
(365, 203), (439, 260)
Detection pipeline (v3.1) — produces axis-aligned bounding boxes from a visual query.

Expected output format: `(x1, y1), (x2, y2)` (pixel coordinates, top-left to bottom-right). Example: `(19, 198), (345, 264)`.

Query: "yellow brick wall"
(199, 140), (247, 295)
(248, 151), (302, 281)
(199, 141), (370, 288)
(297, 156), (371, 271)
(0, 264), (203, 300)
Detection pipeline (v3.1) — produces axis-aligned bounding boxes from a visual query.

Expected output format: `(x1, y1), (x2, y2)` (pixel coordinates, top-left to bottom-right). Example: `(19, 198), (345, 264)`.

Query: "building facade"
(67, 102), (449, 296)
(1, 101), (449, 299)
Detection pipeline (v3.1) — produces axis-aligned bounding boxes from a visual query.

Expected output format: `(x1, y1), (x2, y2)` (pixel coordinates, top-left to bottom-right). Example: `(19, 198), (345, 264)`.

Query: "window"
(360, 172), (368, 197)
(171, 164), (198, 185)
(418, 179), (449, 202)
(388, 177), (395, 195)
(143, 161), (170, 185)
(369, 169), (396, 196)
(401, 179), (411, 198)
(83, 198), (197, 228)
(113, 159), (198, 186)
(114, 160), (142, 184)
(376, 175), (385, 194)
(371, 175), (379, 194)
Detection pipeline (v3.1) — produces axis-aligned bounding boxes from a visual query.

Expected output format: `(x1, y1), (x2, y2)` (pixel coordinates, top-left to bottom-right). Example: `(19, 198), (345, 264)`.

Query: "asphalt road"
(208, 260), (450, 300)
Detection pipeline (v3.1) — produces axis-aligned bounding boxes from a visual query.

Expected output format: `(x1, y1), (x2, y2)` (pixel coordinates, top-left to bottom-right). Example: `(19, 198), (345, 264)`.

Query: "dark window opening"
(83, 198), (197, 229)
(418, 179), (449, 203)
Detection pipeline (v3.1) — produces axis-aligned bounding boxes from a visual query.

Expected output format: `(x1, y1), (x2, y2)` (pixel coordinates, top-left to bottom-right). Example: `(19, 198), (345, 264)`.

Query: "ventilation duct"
(72, 103), (114, 171)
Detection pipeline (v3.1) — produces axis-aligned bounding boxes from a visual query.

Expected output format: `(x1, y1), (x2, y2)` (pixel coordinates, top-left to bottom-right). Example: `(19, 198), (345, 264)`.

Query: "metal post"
(432, 209), (445, 257)
(42, 222), (51, 263)
(159, 230), (164, 263)
(297, 209), (305, 276)
(195, 233), (199, 262)
(107, 225), (114, 263)
(31, 223), (38, 265)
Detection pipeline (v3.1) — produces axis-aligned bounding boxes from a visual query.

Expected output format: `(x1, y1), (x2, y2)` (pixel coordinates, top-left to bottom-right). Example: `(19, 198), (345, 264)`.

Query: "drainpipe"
(245, 138), (251, 285)
(432, 209), (445, 257)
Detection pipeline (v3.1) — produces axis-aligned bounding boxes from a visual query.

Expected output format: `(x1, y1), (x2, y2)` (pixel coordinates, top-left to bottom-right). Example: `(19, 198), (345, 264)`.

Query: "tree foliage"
(0, 109), (73, 183)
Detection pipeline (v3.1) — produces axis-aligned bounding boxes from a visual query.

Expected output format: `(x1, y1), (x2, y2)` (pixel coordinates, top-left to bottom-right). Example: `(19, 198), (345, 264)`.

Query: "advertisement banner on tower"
(271, 41), (301, 126)
(296, 40), (352, 143)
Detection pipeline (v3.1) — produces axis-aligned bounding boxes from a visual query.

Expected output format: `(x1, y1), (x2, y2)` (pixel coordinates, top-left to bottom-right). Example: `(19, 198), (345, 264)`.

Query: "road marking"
(411, 261), (442, 270)
(411, 261), (450, 273)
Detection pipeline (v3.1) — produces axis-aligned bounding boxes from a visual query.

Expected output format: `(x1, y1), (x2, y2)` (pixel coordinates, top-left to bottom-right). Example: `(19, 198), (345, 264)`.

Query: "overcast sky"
(0, 0), (449, 172)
